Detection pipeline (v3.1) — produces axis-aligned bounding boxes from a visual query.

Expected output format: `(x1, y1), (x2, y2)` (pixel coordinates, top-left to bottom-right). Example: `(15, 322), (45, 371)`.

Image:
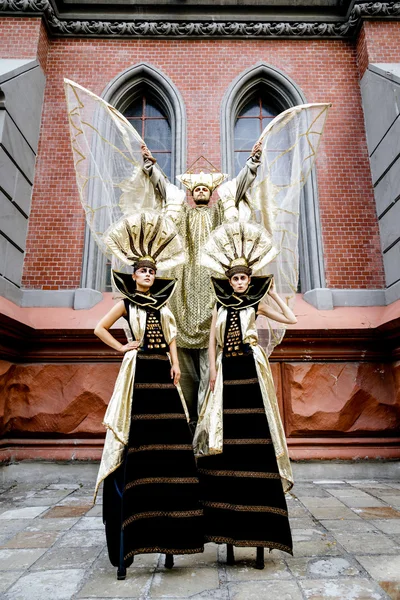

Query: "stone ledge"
(1, 311), (399, 362)
(0, 279), (103, 310)
(303, 288), (399, 310)
(1, 456), (399, 484)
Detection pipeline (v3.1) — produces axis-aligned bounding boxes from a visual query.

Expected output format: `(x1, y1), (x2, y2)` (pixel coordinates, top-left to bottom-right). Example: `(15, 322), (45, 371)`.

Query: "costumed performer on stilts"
(141, 142), (263, 425)
(93, 211), (204, 578)
(194, 220), (296, 568)
(193, 102), (331, 568)
(64, 80), (205, 578)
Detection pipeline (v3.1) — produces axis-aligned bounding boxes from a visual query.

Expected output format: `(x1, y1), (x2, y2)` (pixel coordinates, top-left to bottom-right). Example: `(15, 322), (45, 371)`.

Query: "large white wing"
(247, 103), (330, 355)
(64, 79), (161, 264)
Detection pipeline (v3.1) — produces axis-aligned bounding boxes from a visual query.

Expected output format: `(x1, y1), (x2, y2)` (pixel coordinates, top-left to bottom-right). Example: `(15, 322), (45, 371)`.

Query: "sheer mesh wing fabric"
(249, 103), (331, 355)
(64, 78), (160, 265)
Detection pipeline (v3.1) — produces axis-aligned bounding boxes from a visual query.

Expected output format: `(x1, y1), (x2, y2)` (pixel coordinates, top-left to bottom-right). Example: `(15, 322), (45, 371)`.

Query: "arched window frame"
(81, 63), (186, 291)
(221, 62), (325, 293)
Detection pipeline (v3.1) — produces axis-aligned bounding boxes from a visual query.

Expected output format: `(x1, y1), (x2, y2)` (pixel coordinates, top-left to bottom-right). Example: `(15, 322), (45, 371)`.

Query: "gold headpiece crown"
(177, 170), (227, 193)
(177, 155), (227, 193)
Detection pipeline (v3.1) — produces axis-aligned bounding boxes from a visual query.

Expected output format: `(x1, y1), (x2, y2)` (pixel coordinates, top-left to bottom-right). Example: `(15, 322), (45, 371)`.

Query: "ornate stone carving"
(0, 0), (399, 38)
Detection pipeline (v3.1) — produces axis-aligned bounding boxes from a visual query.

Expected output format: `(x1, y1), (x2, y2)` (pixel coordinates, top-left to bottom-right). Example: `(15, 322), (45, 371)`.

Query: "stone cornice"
(0, 1), (399, 38)
(1, 312), (399, 363)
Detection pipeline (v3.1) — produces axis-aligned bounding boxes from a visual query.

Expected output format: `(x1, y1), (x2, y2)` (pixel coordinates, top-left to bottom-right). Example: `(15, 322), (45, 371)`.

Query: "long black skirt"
(198, 352), (292, 554)
(103, 352), (204, 565)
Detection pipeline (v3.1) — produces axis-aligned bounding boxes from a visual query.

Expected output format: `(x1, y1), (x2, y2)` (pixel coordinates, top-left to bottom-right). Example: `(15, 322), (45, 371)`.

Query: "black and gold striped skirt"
(103, 352), (203, 565)
(198, 352), (292, 555)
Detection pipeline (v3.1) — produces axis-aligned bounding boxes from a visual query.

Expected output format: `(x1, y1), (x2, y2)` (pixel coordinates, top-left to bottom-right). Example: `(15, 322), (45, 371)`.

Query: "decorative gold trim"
(128, 444), (192, 453)
(123, 509), (203, 528)
(224, 408), (265, 414)
(198, 469), (280, 479)
(202, 501), (288, 516)
(124, 547), (203, 560)
(134, 383), (176, 389)
(223, 438), (273, 445)
(223, 378), (258, 386)
(204, 536), (292, 554)
(125, 477), (198, 490)
(132, 413), (186, 420)
(137, 354), (169, 361)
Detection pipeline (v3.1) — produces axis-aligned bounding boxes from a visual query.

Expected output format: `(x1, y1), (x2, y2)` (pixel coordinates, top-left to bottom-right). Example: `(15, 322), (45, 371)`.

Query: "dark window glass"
(124, 94), (172, 179)
(234, 95), (278, 176)
(233, 94), (302, 290)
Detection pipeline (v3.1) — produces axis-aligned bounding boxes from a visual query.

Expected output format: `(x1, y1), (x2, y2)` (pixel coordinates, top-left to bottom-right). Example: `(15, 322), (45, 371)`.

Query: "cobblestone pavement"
(0, 472), (400, 599)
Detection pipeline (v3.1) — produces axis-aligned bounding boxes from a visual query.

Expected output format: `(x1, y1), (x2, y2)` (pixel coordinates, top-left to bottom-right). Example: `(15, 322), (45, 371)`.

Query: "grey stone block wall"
(0, 59), (45, 292)
(360, 63), (400, 301)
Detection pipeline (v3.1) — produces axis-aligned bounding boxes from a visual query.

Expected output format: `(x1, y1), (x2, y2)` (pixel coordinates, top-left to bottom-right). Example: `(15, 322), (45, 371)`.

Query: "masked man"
(141, 143), (262, 425)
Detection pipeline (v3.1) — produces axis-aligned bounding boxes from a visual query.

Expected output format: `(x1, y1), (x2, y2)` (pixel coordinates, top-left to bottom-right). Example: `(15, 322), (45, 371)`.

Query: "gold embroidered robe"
(193, 305), (293, 493)
(94, 302), (187, 500)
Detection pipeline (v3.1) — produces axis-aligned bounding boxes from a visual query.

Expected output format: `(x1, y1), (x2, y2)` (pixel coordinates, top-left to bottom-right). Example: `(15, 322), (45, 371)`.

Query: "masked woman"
(194, 221), (296, 569)
(93, 211), (203, 579)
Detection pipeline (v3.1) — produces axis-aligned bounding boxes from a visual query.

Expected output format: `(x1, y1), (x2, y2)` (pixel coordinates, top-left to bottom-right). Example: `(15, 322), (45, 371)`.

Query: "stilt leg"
(165, 554), (174, 569)
(255, 546), (264, 570)
(117, 566), (126, 580)
(117, 528), (128, 579)
(226, 544), (235, 565)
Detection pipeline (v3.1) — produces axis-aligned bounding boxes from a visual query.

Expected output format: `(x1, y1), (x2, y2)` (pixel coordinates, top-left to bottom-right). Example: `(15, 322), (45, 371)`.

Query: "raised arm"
(209, 306), (218, 391)
(234, 140), (262, 205)
(257, 280), (297, 325)
(141, 144), (168, 201)
(94, 300), (140, 353)
(141, 144), (185, 223)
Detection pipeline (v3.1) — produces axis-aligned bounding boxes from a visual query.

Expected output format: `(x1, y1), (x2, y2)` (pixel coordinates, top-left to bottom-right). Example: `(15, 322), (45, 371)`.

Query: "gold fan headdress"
(104, 210), (185, 273)
(200, 221), (278, 278)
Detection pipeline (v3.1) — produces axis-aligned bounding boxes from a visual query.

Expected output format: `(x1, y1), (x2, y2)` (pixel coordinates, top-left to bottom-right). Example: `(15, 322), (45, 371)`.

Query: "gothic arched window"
(125, 93), (172, 179)
(81, 64), (186, 292)
(221, 63), (325, 294)
(234, 95), (278, 175)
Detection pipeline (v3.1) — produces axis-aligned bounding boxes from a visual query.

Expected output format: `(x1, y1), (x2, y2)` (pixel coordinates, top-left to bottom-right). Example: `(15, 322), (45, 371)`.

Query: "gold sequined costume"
(143, 155), (262, 417)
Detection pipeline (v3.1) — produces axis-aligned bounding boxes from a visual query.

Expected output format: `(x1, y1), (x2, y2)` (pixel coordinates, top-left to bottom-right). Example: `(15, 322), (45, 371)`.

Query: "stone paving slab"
(77, 568), (154, 598)
(3, 568), (86, 600)
(298, 578), (389, 599)
(1, 529), (61, 548)
(0, 471), (400, 599)
(228, 580), (304, 599)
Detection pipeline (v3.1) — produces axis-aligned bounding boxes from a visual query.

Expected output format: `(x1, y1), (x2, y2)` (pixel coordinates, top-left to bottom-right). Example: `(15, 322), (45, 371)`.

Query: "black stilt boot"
(226, 544), (235, 565)
(165, 554), (174, 569)
(255, 546), (264, 570)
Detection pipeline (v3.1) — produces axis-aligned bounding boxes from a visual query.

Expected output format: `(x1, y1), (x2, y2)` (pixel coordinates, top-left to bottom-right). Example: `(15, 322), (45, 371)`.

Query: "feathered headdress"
(200, 221), (278, 278)
(104, 210), (184, 272)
